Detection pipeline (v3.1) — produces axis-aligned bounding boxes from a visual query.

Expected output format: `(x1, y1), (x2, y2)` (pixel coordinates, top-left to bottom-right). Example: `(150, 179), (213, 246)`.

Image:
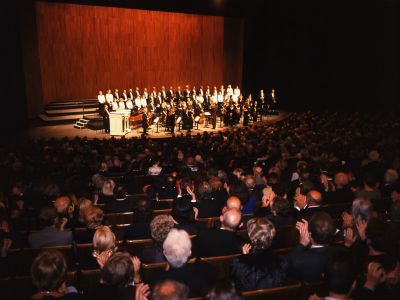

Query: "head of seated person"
(133, 199), (153, 223)
(150, 215), (175, 245)
(172, 198), (195, 225)
(352, 198), (373, 223)
(114, 185), (127, 201)
(102, 179), (116, 197)
(365, 218), (392, 255)
(308, 212), (335, 247)
(247, 217), (276, 251)
(54, 196), (74, 219)
(220, 208), (242, 232)
(84, 206), (104, 230)
(271, 196), (292, 217)
(77, 198), (93, 224)
(224, 196), (242, 212)
(324, 252), (356, 299)
(227, 180), (250, 207)
(31, 250), (77, 298)
(204, 280), (242, 300)
(93, 226), (117, 268)
(163, 229), (192, 269)
(38, 206), (59, 228)
(197, 181), (213, 202)
(152, 280), (189, 300)
(101, 252), (134, 288)
(307, 190), (323, 207)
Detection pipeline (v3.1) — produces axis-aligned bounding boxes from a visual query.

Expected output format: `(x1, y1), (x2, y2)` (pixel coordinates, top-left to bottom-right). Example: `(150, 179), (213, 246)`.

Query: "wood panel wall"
(34, 2), (243, 104)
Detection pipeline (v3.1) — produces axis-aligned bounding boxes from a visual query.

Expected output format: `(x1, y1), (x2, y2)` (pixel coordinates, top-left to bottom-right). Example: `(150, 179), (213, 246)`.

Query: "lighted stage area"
(24, 111), (289, 140)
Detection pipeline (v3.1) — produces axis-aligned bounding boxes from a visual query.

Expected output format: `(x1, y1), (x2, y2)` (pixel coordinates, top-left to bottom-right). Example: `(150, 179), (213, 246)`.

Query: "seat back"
(242, 282), (302, 300)
(152, 209), (172, 218)
(112, 224), (129, 241)
(199, 254), (240, 280)
(105, 212), (135, 225)
(195, 216), (219, 229)
(124, 238), (154, 257)
(15, 245), (75, 276)
(272, 225), (299, 249)
(78, 269), (101, 294)
(142, 262), (168, 283)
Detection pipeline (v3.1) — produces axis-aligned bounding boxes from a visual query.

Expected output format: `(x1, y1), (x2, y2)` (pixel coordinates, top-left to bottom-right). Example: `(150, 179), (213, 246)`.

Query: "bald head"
(226, 196), (242, 210)
(152, 280), (189, 300)
(307, 190), (322, 206)
(221, 208), (242, 231)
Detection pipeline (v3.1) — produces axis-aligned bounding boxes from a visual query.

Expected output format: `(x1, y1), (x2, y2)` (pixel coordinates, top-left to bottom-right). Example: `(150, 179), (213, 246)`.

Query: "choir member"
(105, 89), (113, 105)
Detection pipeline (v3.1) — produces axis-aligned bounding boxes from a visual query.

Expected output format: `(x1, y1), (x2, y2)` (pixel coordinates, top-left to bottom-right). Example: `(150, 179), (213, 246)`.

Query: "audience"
(0, 111), (400, 298)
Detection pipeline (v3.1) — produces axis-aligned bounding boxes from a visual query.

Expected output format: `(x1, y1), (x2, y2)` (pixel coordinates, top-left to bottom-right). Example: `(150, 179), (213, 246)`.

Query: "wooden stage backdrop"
(21, 2), (243, 117)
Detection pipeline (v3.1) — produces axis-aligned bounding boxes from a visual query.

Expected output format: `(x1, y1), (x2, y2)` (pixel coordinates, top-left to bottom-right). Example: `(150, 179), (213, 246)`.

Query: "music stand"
(194, 115), (200, 130)
(153, 117), (160, 133)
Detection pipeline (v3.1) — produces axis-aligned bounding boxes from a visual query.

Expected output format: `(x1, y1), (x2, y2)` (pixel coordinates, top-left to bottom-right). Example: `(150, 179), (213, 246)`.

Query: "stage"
(22, 111), (290, 140)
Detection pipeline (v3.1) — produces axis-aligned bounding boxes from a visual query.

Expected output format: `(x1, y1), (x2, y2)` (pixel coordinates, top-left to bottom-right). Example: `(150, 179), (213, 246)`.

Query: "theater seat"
(199, 254), (240, 280)
(105, 212), (135, 225)
(241, 281), (302, 300)
(78, 269), (101, 294)
(152, 209), (172, 218)
(195, 216), (220, 229)
(124, 238), (154, 258)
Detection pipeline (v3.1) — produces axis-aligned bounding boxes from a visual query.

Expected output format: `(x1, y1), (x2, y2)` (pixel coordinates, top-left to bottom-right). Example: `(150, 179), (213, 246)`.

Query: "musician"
(233, 85), (241, 101)
(271, 89), (277, 112)
(167, 106), (176, 134)
(226, 84), (233, 97)
(134, 87), (140, 99)
(134, 96), (141, 109)
(167, 86), (175, 100)
(118, 99), (125, 110)
(198, 86), (204, 97)
(212, 86), (218, 98)
(143, 88), (148, 100)
(175, 86), (182, 102)
(111, 100), (118, 111)
(126, 98), (134, 110)
(113, 89), (119, 100)
(226, 100), (237, 127)
(191, 86), (197, 98)
(128, 88), (134, 100)
(217, 91), (224, 110)
(220, 85), (225, 98)
(161, 86), (167, 100)
(259, 89), (266, 115)
(142, 107), (149, 136)
(184, 85), (191, 100)
(151, 87), (157, 98)
(155, 92), (162, 111)
(140, 94), (147, 108)
(209, 102), (217, 129)
(98, 91), (105, 111)
(102, 104), (110, 133)
(204, 86), (211, 110)
(105, 89), (113, 106)
(122, 89), (128, 101)
(243, 103), (250, 126)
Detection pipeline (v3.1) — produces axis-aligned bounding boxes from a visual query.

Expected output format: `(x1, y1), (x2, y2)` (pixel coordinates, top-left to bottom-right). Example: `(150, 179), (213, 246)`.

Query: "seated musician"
(111, 100), (118, 111)
(118, 99), (125, 110)
(135, 96), (141, 108)
(140, 95), (147, 108)
(126, 98), (134, 110)
(217, 91), (224, 110)
(142, 107), (149, 136)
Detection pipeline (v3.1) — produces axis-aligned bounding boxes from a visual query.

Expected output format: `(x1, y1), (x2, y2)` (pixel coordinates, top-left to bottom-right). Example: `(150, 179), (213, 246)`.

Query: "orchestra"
(97, 84), (278, 135)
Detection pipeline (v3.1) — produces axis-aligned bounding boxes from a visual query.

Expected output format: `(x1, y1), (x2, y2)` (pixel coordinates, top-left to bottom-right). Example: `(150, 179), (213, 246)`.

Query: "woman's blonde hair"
(93, 226), (116, 255)
(247, 217), (276, 249)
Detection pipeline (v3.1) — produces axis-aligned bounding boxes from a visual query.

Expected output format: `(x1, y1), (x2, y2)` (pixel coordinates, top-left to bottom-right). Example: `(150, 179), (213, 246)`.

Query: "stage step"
(38, 99), (100, 125)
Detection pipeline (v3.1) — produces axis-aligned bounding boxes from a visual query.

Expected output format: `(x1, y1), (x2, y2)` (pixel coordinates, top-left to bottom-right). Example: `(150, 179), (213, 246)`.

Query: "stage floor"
(23, 112), (290, 140)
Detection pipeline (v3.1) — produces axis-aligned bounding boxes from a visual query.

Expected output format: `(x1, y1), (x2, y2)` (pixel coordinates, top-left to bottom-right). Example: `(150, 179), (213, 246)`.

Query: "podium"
(109, 109), (131, 136)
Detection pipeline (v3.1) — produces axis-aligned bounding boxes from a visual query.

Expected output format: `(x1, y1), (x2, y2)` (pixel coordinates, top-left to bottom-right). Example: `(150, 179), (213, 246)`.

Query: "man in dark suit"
(175, 86), (182, 102)
(194, 208), (243, 257)
(297, 190), (326, 220)
(142, 107), (149, 136)
(113, 89), (120, 100)
(167, 86), (175, 100)
(28, 206), (73, 249)
(287, 211), (343, 283)
(102, 104), (110, 133)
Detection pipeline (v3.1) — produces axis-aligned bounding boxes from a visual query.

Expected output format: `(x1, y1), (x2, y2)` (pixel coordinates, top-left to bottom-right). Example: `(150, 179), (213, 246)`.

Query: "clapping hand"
(135, 283), (150, 300)
(296, 219), (311, 247)
(344, 227), (357, 247)
(356, 219), (368, 241)
(365, 262), (386, 290)
(242, 243), (252, 255)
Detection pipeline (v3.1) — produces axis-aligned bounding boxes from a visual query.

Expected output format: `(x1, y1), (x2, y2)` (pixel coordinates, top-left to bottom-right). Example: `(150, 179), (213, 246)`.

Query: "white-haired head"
(163, 229), (192, 268)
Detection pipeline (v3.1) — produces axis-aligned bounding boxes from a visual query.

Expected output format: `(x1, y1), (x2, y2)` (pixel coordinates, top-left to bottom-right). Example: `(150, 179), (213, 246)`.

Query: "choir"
(98, 85), (278, 134)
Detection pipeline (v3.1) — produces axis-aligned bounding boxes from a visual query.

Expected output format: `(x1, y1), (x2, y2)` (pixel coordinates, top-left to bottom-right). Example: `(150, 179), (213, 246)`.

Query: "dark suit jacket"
(231, 248), (288, 291)
(28, 226), (73, 249)
(151, 262), (215, 297)
(194, 198), (223, 218)
(140, 243), (165, 264)
(104, 199), (133, 213)
(287, 244), (344, 282)
(295, 205), (326, 220)
(194, 228), (243, 257)
(124, 221), (151, 240)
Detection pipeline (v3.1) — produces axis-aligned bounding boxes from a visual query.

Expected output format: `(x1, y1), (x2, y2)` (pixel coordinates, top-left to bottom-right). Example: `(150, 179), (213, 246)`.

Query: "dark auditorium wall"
(33, 2), (243, 107)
